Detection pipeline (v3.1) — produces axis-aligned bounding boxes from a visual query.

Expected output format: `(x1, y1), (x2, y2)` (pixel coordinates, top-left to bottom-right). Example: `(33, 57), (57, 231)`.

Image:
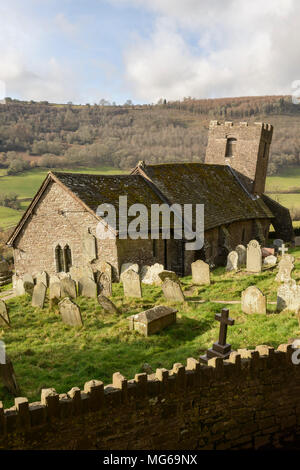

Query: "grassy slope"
(1, 248), (300, 408)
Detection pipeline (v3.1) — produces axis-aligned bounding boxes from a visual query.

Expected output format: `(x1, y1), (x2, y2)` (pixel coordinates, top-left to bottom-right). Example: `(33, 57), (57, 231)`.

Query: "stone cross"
(200, 308), (235, 363)
(279, 244), (288, 256)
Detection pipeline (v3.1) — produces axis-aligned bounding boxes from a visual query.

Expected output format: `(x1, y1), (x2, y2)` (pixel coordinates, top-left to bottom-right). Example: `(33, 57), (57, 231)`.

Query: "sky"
(0, 0), (299, 104)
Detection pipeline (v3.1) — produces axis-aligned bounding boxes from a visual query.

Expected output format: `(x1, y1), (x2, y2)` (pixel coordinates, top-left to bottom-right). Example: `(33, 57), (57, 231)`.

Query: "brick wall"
(1, 344), (300, 450)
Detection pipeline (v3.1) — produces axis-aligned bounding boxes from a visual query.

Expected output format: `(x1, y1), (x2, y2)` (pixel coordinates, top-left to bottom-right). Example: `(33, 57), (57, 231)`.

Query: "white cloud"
(120, 0), (300, 101)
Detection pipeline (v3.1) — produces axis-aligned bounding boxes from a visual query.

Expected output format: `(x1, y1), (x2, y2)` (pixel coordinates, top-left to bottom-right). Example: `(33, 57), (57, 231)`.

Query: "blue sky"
(0, 0), (299, 104)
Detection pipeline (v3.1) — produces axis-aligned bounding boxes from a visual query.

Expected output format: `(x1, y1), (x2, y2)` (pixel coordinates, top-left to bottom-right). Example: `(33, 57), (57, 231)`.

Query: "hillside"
(0, 95), (300, 175)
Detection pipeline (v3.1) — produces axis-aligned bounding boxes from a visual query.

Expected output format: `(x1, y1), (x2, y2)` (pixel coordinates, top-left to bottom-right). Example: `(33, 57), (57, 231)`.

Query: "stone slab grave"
(277, 280), (300, 313)
(246, 240), (262, 273)
(0, 299), (10, 327)
(241, 286), (266, 314)
(128, 305), (177, 336)
(235, 245), (246, 268)
(98, 272), (112, 297)
(200, 308), (235, 363)
(69, 265), (94, 284)
(140, 263), (164, 285)
(275, 255), (294, 283)
(191, 260), (210, 285)
(295, 236), (300, 247)
(122, 269), (142, 298)
(263, 255), (277, 267)
(120, 263), (139, 282)
(78, 277), (97, 298)
(0, 354), (20, 396)
(97, 294), (119, 315)
(32, 282), (47, 308)
(0, 260), (12, 287)
(15, 278), (26, 296)
(49, 282), (61, 308)
(273, 239), (284, 251)
(60, 277), (77, 299)
(161, 277), (185, 302)
(23, 273), (34, 296)
(158, 270), (180, 284)
(83, 230), (97, 263)
(59, 297), (83, 326)
(226, 251), (238, 271)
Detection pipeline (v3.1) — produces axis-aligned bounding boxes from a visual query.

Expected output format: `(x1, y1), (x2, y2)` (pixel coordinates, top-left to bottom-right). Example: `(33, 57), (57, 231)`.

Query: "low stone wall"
(1, 343), (300, 450)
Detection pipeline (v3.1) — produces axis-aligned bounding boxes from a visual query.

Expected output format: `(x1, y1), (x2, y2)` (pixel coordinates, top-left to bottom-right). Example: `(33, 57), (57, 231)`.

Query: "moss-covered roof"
(134, 163), (274, 230)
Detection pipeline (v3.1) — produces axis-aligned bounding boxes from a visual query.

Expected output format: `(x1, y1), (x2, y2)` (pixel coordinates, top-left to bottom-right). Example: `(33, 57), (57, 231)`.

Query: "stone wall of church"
(12, 181), (119, 279)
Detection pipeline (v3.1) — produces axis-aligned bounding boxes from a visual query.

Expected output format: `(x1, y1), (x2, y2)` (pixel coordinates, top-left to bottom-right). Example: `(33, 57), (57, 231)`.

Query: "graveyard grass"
(1, 247), (300, 407)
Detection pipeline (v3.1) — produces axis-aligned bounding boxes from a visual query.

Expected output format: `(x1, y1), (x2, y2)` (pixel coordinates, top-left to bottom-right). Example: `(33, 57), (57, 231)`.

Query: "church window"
(55, 244), (72, 272)
(63, 244), (72, 272)
(225, 138), (237, 158)
(55, 245), (64, 273)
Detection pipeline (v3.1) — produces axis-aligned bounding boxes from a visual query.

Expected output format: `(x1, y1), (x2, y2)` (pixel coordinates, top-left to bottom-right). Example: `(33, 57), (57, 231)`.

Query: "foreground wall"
(1, 344), (300, 450)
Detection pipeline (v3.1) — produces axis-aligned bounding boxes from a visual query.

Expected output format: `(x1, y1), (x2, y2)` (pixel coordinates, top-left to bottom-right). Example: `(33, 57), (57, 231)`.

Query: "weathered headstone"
(226, 251), (238, 271)
(128, 305), (177, 336)
(0, 355), (20, 395)
(120, 263), (139, 282)
(279, 243), (288, 257)
(158, 270), (179, 284)
(0, 299), (10, 326)
(277, 280), (300, 313)
(69, 265), (94, 283)
(295, 236), (300, 247)
(235, 245), (247, 267)
(49, 281), (61, 300)
(60, 278), (77, 299)
(78, 277), (97, 298)
(273, 239), (284, 250)
(98, 272), (112, 297)
(241, 286), (266, 314)
(32, 282), (47, 308)
(83, 231), (97, 262)
(23, 274), (34, 296)
(35, 271), (48, 287)
(275, 256), (294, 282)
(122, 269), (142, 298)
(246, 240), (262, 273)
(15, 278), (25, 296)
(200, 308), (235, 362)
(191, 260), (210, 285)
(263, 255), (277, 266)
(140, 263), (164, 285)
(97, 294), (119, 314)
(49, 275), (60, 285)
(23, 273), (34, 285)
(59, 298), (83, 326)
(161, 277), (185, 302)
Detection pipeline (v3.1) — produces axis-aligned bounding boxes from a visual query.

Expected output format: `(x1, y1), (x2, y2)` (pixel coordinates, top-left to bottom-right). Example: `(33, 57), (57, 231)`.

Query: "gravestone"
(140, 263), (164, 285)
(162, 278), (185, 302)
(295, 236), (300, 247)
(200, 308), (235, 362)
(35, 271), (48, 287)
(23, 274), (34, 296)
(59, 298), (83, 326)
(0, 299), (10, 327)
(235, 245), (246, 268)
(263, 255), (277, 266)
(99, 261), (112, 278)
(32, 282), (47, 308)
(277, 280), (300, 313)
(226, 251), (238, 271)
(49, 281), (61, 300)
(49, 275), (60, 285)
(122, 269), (142, 298)
(275, 256), (294, 282)
(97, 294), (119, 315)
(279, 243), (288, 257)
(69, 265), (94, 283)
(241, 286), (266, 314)
(60, 278), (77, 299)
(191, 260), (210, 285)
(246, 240), (262, 273)
(128, 305), (177, 336)
(15, 278), (25, 296)
(78, 277), (97, 298)
(0, 355), (20, 395)
(273, 239), (284, 250)
(83, 231), (97, 262)
(158, 270), (179, 284)
(120, 263), (139, 282)
(23, 273), (34, 285)
(98, 272), (112, 297)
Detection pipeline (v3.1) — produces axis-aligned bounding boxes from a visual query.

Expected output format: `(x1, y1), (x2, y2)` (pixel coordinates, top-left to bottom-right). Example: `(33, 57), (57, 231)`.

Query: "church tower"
(205, 121), (273, 196)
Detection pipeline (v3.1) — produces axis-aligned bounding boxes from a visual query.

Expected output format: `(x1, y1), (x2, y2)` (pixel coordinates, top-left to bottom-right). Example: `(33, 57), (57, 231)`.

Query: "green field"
(1, 248), (300, 408)
(266, 167), (300, 192)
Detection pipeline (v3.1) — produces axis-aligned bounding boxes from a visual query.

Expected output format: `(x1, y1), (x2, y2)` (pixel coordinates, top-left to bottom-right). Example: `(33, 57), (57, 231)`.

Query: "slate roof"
(133, 163), (274, 231)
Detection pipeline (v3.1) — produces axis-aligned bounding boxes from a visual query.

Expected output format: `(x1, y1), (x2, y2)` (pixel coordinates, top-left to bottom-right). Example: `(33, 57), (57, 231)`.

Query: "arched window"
(225, 138), (237, 158)
(63, 245), (72, 272)
(55, 245), (64, 272)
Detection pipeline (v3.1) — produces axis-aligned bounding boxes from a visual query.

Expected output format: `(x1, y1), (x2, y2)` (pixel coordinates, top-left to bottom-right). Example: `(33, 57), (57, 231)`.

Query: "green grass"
(0, 206), (25, 230)
(1, 247), (300, 408)
(270, 193), (300, 208)
(266, 166), (300, 192)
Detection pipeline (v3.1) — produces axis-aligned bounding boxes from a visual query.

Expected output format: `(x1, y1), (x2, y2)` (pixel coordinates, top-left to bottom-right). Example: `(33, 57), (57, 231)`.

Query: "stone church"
(7, 121), (293, 280)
